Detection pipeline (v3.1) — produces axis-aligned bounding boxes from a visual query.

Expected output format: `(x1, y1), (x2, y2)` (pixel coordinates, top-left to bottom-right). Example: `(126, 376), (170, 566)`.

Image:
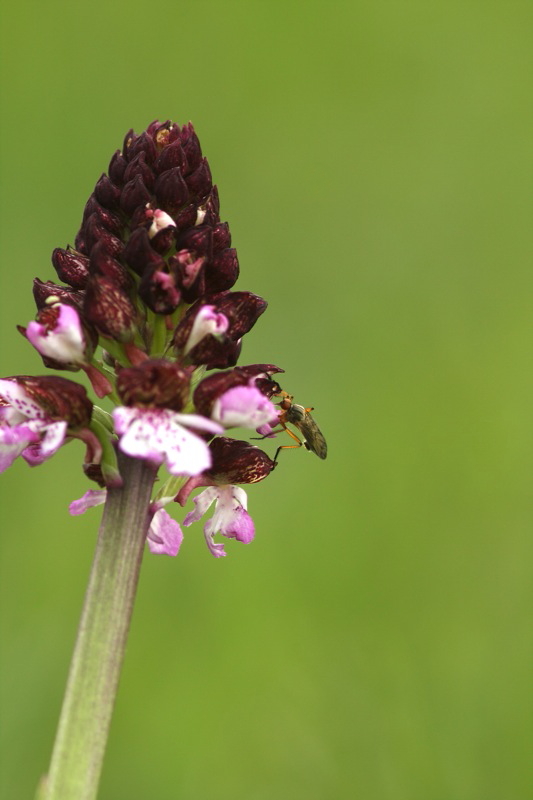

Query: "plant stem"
(37, 454), (157, 800)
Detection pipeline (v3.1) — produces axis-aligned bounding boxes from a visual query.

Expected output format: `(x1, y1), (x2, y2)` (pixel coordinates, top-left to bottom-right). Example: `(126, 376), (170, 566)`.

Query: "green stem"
(37, 454), (157, 800)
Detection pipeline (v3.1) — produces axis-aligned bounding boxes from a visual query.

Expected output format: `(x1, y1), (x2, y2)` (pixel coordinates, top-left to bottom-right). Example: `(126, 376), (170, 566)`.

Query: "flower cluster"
(1, 120), (288, 557)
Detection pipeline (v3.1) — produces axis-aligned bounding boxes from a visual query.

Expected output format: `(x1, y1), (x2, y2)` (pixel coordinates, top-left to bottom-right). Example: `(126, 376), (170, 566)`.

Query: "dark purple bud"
(116, 359), (192, 411)
(204, 185), (220, 222)
(84, 276), (137, 342)
(154, 139), (188, 175)
(205, 437), (276, 485)
(122, 128), (138, 159)
(51, 248), (90, 289)
(138, 263), (181, 315)
(33, 279), (85, 311)
(89, 241), (132, 290)
(10, 375), (93, 429)
(152, 121), (181, 149)
(188, 336), (242, 370)
(82, 214), (124, 258)
(212, 222), (231, 252)
(120, 175), (152, 217)
(154, 168), (189, 214)
(150, 224), (176, 255)
(90, 203), (123, 237)
(193, 364), (284, 417)
(177, 225), (213, 259)
(170, 251), (206, 303)
(94, 173), (122, 209)
(174, 203), (199, 231)
(122, 227), (163, 276)
(74, 231), (89, 255)
(123, 152), (156, 191)
(180, 123), (202, 173)
(205, 248), (239, 292)
(209, 291), (267, 339)
(193, 369), (249, 417)
(108, 150), (128, 185)
(82, 194), (100, 224)
(185, 158), (212, 200)
(126, 130), (158, 166)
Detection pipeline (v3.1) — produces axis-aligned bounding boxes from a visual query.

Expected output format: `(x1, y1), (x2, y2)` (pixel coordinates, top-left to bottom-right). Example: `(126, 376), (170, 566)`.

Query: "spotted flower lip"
(0, 376), (91, 472)
(112, 406), (223, 476)
(182, 485), (254, 558)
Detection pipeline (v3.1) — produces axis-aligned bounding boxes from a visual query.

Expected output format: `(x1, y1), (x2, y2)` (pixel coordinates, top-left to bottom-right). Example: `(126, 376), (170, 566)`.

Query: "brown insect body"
(275, 391), (327, 461)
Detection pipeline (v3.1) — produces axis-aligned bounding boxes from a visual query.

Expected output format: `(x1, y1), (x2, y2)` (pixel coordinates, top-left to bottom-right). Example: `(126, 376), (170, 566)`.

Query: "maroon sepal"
(154, 138), (188, 175)
(138, 263), (181, 315)
(193, 364), (284, 417)
(188, 336), (242, 370)
(7, 375), (93, 429)
(123, 151), (156, 191)
(94, 173), (122, 209)
(89, 240), (132, 290)
(84, 276), (137, 342)
(154, 167), (189, 213)
(33, 279), (85, 311)
(176, 437), (276, 505)
(120, 175), (152, 217)
(116, 359), (192, 411)
(180, 123), (202, 174)
(51, 248), (90, 289)
(205, 248), (239, 292)
(122, 227), (163, 277)
(108, 150), (128, 185)
(185, 158), (212, 200)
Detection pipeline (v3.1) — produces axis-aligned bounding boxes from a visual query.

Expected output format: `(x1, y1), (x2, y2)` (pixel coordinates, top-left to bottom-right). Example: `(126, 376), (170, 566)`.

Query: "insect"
(268, 390), (328, 462)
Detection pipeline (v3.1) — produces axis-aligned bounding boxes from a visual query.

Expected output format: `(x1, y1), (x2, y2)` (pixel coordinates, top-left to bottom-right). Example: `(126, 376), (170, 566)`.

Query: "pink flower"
(112, 406), (223, 476)
(70, 490), (183, 557)
(183, 485), (254, 558)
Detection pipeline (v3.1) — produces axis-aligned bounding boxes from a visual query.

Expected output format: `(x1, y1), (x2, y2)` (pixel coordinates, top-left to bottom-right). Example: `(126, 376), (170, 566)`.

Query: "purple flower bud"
(180, 123), (202, 174)
(108, 150), (127, 185)
(89, 240), (132, 291)
(154, 139), (188, 175)
(212, 222), (231, 252)
(33, 279), (85, 311)
(51, 248), (90, 289)
(81, 215), (124, 258)
(83, 276), (137, 342)
(94, 173), (122, 209)
(185, 158), (212, 200)
(120, 175), (152, 217)
(116, 360), (193, 411)
(154, 167), (189, 214)
(205, 248), (240, 293)
(138, 263), (181, 314)
(126, 130), (158, 166)
(123, 152), (156, 191)
(204, 437), (276, 485)
(122, 227), (163, 277)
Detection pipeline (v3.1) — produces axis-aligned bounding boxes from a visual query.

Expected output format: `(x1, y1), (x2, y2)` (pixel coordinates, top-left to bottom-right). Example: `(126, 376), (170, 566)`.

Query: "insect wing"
(299, 411), (328, 459)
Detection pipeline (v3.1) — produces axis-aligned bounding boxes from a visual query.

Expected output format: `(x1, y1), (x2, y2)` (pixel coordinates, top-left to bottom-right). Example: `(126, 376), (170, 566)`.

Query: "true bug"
(267, 390), (327, 462)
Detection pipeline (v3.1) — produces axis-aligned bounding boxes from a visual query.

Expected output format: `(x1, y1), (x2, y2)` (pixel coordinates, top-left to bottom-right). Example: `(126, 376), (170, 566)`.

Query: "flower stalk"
(37, 453), (157, 800)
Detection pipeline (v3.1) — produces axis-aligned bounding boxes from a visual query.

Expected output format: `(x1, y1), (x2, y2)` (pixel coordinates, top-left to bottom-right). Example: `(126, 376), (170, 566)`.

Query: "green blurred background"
(1, 1), (531, 798)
